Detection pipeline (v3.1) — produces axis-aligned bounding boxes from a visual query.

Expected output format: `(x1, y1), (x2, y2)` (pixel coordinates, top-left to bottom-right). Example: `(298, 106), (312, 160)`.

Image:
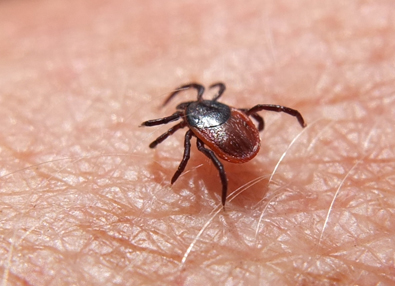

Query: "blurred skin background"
(0, 0), (394, 285)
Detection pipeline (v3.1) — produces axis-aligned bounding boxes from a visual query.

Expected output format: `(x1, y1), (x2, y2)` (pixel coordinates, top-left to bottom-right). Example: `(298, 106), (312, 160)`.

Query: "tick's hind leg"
(171, 130), (193, 184)
(246, 104), (306, 128)
(148, 122), (187, 148)
(196, 138), (228, 207)
(240, 108), (265, 131)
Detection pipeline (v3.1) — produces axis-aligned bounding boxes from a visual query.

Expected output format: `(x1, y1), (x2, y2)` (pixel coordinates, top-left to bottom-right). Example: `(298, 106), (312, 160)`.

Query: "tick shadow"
(146, 149), (271, 210)
(225, 161), (271, 209)
(189, 157), (271, 209)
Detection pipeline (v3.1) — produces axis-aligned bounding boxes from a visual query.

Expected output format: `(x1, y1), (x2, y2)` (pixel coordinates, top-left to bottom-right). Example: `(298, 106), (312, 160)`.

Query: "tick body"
(187, 100), (260, 163)
(141, 83), (306, 207)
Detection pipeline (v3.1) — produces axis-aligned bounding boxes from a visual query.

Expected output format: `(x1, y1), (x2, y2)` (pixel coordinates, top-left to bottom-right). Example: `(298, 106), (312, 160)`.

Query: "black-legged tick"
(141, 82), (306, 206)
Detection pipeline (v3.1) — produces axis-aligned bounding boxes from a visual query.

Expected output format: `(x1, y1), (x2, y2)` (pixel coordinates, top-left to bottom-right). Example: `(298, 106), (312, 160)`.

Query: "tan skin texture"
(0, 0), (394, 285)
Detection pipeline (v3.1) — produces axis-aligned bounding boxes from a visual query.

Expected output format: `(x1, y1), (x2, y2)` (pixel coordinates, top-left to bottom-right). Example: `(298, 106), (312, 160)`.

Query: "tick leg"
(164, 83), (205, 106)
(209, 82), (226, 101)
(176, 101), (194, 110)
(240, 109), (265, 131)
(141, 111), (183, 127)
(196, 138), (228, 207)
(246, 104), (306, 128)
(149, 122), (187, 148)
(171, 130), (193, 184)
(250, 113), (265, 131)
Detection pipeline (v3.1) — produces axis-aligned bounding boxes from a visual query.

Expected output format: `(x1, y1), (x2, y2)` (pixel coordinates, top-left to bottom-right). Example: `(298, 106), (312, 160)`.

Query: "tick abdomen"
(191, 108), (260, 163)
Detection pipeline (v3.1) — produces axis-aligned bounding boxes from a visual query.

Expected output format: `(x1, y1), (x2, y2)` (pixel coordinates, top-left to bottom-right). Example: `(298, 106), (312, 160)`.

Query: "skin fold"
(0, 0), (394, 285)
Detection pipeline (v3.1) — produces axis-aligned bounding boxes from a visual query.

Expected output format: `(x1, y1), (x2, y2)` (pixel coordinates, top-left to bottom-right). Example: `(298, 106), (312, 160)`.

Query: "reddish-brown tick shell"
(190, 108), (261, 163)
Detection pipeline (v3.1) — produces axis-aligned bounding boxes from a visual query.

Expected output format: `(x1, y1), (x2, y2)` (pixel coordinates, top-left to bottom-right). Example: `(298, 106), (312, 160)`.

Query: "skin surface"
(1, 0), (395, 285)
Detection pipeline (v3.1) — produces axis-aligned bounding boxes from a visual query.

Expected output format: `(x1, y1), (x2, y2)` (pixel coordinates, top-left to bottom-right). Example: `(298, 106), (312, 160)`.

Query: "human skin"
(1, 0), (395, 285)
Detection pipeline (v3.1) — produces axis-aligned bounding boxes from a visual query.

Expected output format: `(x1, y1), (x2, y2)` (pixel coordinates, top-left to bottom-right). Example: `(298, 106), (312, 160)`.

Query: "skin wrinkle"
(0, 0), (395, 285)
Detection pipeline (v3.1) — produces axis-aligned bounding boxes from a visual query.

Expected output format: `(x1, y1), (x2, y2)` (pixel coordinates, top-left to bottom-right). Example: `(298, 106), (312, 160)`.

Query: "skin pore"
(1, 0), (394, 285)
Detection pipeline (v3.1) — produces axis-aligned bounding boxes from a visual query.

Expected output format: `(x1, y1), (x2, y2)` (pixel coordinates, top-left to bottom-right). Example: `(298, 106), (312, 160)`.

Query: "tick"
(141, 82), (306, 207)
